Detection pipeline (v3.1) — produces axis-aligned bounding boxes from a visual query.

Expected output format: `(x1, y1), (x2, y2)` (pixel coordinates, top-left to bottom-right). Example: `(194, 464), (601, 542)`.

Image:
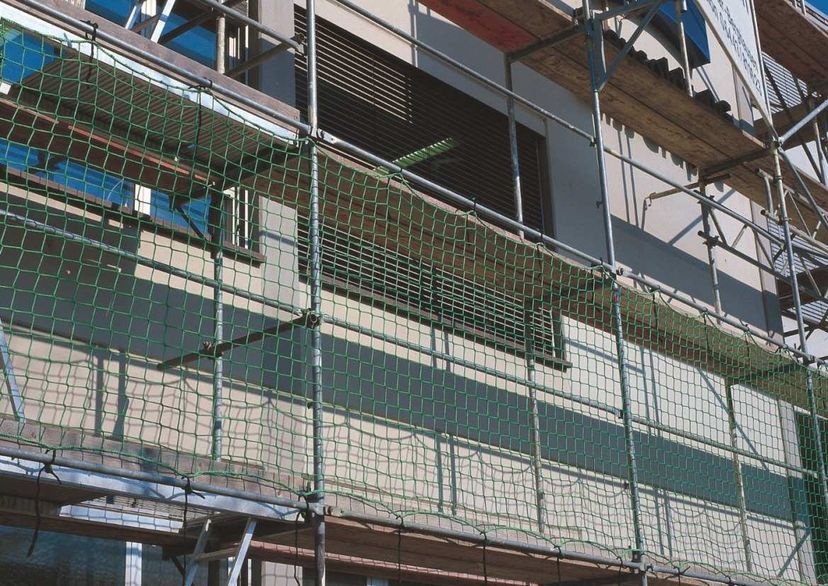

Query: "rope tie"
(82, 21), (98, 83)
(616, 553), (626, 586)
(555, 545), (563, 585)
(180, 477), (192, 586)
(27, 450), (61, 558)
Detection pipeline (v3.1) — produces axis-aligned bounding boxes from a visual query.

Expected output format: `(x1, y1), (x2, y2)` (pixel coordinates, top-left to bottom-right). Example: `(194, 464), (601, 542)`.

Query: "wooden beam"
(755, 0), (828, 92)
(259, 515), (637, 585)
(0, 508), (191, 546)
(416, 0), (536, 52)
(777, 264), (828, 309)
(755, 102), (821, 143)
(0, 97), (212, 197)
(246, 541), (532, 586)
(253, 514), (692, 586)
(0, 475), (105, 505)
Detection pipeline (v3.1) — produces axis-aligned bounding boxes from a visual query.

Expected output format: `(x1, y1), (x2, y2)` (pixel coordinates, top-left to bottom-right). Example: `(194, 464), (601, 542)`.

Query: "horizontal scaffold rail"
(0, 9), (824, 417)
(0, 4), (826, 586)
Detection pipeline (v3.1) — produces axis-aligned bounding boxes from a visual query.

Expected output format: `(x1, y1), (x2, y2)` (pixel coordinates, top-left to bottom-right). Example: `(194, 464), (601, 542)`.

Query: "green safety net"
(1, 17), (828, 585)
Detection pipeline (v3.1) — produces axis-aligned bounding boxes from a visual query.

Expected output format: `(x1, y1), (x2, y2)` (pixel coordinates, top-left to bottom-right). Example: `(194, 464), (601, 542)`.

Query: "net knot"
(296, 490), (313, 522)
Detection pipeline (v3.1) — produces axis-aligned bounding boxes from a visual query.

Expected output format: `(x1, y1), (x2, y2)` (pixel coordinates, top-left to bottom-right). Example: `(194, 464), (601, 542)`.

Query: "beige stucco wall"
(0, 1), (815, 582)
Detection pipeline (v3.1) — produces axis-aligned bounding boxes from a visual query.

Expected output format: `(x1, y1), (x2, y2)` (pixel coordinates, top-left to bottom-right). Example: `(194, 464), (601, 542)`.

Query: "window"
(127, 185), (257, 252)
(78, 2), (258, 251)
(0, 27), (257, 253)
(293, 10), (565, 367)
(294, 9), (551, 235)
(226, 186), (256, 251)
(134, 185), (210, 236)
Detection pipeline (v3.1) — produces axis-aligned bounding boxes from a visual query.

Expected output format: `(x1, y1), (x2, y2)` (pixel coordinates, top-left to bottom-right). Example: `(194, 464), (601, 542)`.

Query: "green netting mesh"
(1, 17), (828, 585)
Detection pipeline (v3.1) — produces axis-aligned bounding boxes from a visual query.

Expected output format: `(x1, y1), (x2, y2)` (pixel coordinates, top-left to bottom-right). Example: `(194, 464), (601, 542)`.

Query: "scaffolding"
(1, 0), (828, 584)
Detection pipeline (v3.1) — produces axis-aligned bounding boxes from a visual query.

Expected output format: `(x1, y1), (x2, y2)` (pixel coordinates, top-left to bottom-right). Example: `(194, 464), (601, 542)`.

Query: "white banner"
(694, 0), (771, 123)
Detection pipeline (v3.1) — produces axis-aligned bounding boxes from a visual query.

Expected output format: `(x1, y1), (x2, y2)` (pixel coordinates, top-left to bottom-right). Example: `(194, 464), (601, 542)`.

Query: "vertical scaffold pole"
(673, 0), (692, 97)
(504, 55), (524, 237)
(773, 143), (828, 531)
(724, 381), (753, 571)
(776, 397), (810, 581)
(210, 15), (226, 462)
(306, 0), (326, 584)
(812, 96), (828, 188)
(699, 181), (723, 314)
(524, 303), (547, 533)
(211, 193), (225, 462)
(583, 1), (646, 580)
(216, 15), (226, 75)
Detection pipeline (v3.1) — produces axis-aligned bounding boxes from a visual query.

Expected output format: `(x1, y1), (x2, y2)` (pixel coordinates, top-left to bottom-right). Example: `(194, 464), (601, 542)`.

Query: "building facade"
(0, 0), (828, 584)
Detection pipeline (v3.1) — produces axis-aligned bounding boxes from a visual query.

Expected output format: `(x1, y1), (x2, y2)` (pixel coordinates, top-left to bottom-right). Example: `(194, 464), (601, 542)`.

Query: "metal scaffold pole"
(813, 95), (828, 188)
(211, 192), (225, 461)
(306, 0), (326, 584)
(773, 143), (828, 531)
(776, 396), (810, 581)
(211, 13), (227, 462)
(673, 0), (692, 97)
(724, 381), (753, 572)
(507, 50), (546, 532)
(698, 179), (723, 315)
(524, 303), (547, 533)
(504, 55), (524, 237)
(583, 1), (646, 580)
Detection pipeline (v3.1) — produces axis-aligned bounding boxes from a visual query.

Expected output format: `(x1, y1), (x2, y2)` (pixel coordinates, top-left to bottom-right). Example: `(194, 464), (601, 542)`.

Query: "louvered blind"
(295, 9), (549, 233)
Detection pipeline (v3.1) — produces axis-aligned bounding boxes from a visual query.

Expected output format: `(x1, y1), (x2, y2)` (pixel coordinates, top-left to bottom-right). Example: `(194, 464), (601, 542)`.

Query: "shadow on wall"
(612, 216), (777, 329)
(408, 4), (779, 336)
(0, 189), (800, 531)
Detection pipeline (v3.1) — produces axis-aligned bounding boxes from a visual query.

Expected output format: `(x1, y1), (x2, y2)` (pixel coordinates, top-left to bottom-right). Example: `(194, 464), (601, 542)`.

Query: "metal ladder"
(184, 517), (258, 586)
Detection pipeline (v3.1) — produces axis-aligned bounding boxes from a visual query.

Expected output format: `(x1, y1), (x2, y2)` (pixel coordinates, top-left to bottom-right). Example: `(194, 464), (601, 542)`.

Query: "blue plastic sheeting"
(1, 28), (55, 82)
(654, 0), (711, 67)
(0, 26), (210, 235)
(85, 0), (217, 67)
